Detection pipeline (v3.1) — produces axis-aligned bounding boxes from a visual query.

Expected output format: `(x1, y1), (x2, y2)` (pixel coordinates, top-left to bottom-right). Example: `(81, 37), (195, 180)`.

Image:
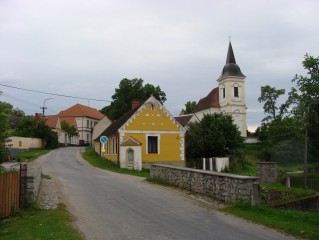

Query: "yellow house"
(95, 96), (186, 170)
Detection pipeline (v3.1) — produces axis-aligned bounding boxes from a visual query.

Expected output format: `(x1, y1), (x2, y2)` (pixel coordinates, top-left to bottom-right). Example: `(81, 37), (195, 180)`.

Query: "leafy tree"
(100, 78), (166, 120)
(0, 97), (13, 163)
(186, 113), (244, 158)
(61, 120), (78, 143)
(180, 101), (197, 115)
(257, 117), (303, 162)
(288, 54), (319, 187)
(15, 116), (59, 149)
(9, 108), (25, 129)
(258, 85), (287, 122)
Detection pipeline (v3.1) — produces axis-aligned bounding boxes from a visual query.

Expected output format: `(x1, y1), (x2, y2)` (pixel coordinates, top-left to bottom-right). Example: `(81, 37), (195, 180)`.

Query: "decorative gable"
(120, 96), (186, 134)
(120, 136), (142, 146)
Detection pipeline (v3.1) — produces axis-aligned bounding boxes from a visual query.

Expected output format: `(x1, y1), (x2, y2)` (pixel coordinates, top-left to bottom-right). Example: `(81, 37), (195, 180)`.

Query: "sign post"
(100, 136), (108, 153)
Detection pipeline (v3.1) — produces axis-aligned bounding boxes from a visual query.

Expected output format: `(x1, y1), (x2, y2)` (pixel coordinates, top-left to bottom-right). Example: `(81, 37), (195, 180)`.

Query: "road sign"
(100, 136), (108, 143)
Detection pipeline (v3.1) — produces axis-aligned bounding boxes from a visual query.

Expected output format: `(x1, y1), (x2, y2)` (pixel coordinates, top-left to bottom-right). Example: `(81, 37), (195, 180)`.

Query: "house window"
(148, 136), (158, 153)
(19, 141), (22, 147)
(223, 88), (226, 99)
(234, 86), (239, 97)
(87, 120), (89, 128)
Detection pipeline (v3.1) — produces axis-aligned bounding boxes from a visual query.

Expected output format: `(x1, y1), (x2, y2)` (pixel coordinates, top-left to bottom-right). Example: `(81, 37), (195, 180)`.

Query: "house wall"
(101, 135), (118, 162)
(121, 132), (183, 162)
(75, 117), (99, 145)
(119, 100), (185, 166)
(7, 136), (43, 150)
(92, 116), (111, 146)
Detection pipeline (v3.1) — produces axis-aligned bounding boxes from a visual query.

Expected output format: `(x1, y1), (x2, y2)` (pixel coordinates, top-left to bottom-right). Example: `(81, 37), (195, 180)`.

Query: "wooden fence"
(0, 171), (20, 218)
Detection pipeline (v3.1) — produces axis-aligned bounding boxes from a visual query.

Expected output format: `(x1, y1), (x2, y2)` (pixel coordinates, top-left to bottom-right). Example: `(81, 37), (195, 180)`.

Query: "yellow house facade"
(95, 96), (186, 170)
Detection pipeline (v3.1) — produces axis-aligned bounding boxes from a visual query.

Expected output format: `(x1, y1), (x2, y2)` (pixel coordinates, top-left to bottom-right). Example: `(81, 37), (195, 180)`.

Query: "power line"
(0, 83), (111, 102)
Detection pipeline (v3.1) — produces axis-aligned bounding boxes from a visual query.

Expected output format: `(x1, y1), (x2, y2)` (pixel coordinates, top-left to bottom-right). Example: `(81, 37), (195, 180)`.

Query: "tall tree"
(289, 54), (319, 187)
(100, 78), (166, 120)
(258, 85), (287, 122)
(186, 113), (244, 158)
(180, 101), (197, 115)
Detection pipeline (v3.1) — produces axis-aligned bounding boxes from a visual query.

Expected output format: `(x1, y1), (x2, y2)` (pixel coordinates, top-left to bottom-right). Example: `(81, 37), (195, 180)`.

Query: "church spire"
(226, 41), (236, 64)
(218, 41), (245, 81)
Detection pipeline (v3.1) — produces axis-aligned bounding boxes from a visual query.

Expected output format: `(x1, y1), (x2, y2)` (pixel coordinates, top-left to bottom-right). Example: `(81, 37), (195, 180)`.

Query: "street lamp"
(41, 98), (53, 116)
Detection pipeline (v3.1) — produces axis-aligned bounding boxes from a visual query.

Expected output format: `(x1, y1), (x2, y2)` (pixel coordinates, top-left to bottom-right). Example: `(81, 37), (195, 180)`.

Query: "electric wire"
(0, 83), (111, 102)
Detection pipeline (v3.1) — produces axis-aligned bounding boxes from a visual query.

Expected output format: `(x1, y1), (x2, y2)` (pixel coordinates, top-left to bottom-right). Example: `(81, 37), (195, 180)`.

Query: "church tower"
(218, 42), (247, 137)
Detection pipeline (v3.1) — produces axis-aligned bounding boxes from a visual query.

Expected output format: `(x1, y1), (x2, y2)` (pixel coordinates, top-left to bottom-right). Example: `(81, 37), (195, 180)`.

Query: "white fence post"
(209, 158), (213, 171)
(202, 158), (206, 171)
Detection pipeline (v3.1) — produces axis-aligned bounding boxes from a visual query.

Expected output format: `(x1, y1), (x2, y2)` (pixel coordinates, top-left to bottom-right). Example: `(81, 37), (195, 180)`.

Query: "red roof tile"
(59, 117), (77, 126)
(45, 115), (59, 128)
(192, 87), (220, 113)
(175, 114), (193, 127)
(59, 104), (105, 120)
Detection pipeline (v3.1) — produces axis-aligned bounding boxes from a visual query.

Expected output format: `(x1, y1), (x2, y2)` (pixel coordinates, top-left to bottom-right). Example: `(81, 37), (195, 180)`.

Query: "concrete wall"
(150, 164), (261, 205)
(7, 136), (43, 150)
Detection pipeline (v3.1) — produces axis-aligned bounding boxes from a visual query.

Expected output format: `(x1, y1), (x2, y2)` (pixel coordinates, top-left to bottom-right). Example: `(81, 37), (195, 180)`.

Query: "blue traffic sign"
(100, 136), (108, 143)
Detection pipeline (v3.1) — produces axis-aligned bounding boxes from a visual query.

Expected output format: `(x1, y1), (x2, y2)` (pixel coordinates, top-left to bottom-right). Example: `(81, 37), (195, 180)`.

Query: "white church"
(176, 42), (247, 137)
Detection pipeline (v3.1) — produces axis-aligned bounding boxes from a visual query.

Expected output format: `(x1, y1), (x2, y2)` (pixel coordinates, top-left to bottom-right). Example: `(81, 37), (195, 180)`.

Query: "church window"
(223, 88), (225, 98)
(234, 86), (239, 97)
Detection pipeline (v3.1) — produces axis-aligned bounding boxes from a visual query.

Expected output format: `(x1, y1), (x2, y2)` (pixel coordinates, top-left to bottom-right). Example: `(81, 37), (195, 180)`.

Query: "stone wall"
(150, 164), (261, 205)
(256, 162), (277, 183)
(27, 166), (42, 201)
(273, 194), (319, 212)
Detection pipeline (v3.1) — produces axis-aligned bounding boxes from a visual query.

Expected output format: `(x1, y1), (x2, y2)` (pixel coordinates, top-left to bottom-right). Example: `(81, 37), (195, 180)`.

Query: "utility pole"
(41, 98), (53, 116)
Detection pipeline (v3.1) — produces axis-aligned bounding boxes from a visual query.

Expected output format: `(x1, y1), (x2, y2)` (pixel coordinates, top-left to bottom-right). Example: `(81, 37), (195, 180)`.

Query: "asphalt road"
(33, 147), (295, 240)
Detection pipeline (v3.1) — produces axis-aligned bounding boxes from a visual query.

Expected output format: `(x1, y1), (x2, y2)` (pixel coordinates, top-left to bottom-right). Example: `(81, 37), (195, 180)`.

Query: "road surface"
(31, 147), (295, 240)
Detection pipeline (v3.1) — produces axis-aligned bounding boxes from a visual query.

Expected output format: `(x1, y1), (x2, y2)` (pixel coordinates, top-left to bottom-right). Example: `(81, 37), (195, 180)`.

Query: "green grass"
(0, 204), (83, 240)
(223, 202), (319, 240)
(82, 147), (150, 178)
(278, 162), (319, 172)
(261, 182), (317, 199)
(17, 149), (51, 162)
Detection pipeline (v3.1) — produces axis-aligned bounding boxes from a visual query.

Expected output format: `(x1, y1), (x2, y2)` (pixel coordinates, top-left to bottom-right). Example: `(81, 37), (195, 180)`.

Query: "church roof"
(218, 42), (245, 80)
(192, 87), (220, 113)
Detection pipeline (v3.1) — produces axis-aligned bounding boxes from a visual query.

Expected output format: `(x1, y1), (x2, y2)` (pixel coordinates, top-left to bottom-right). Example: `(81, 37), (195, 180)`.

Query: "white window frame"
(146, 134), (160, 154)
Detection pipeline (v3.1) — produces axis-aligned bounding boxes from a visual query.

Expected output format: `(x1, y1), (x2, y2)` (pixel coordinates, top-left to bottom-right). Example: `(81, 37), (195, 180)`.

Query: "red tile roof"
(45, 115), (59, 128)
(59, 117), (77, 126)
(175, 114), (193, 127)
(59, 104), (105, 120)
(192, 87), (220, 113)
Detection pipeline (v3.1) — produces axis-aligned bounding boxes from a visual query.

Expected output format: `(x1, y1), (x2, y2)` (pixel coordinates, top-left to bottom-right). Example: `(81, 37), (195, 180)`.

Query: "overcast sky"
(1, 0), (319, 131)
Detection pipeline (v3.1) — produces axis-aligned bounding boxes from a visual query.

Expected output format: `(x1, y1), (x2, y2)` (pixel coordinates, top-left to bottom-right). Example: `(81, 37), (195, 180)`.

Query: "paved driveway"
(31, 147), (295, 240)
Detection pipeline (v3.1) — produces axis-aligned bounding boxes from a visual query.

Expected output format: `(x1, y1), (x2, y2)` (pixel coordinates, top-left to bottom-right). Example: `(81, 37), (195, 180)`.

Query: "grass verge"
(223, 202), (319, 240)
(17, 149), (51, 162)
(82, 147), (150, 178)
(0, 204), (83, 240)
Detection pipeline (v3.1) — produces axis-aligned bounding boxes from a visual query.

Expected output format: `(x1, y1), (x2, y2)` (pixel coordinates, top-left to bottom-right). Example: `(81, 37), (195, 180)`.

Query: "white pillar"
(209, 158), (213, 171)
(202, 158), (206, 171)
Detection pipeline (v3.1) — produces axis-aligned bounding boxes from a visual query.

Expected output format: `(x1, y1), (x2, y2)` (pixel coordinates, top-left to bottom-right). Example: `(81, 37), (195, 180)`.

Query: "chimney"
(131, 99), (141, 109)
